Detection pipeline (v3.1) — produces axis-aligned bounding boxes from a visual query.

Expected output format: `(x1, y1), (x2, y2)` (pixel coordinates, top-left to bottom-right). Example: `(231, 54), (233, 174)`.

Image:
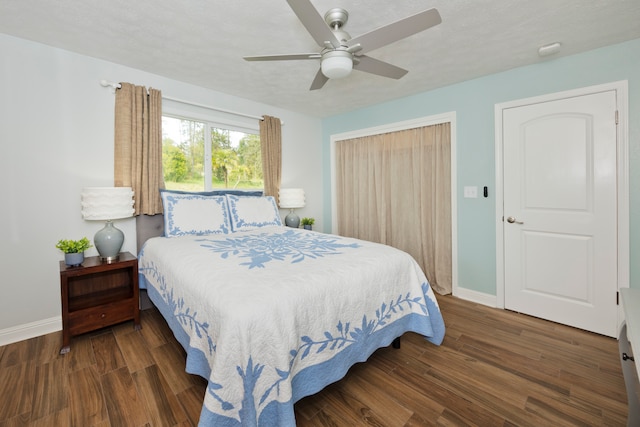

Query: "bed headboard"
(135, 189), (265, 253)
(136, 214), (165, 253)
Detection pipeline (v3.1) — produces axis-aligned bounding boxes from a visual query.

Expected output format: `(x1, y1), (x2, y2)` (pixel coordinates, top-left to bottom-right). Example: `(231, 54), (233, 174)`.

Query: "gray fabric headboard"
(136, 214), (164, 253)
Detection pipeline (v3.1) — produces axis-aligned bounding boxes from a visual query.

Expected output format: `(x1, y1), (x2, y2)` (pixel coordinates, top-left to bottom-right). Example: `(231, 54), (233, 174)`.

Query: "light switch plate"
(464, 186), (478, 198)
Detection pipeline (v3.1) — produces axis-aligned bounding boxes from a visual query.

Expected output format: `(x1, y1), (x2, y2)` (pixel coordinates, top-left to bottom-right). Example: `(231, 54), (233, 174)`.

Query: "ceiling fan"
(243, 0), (442, 90)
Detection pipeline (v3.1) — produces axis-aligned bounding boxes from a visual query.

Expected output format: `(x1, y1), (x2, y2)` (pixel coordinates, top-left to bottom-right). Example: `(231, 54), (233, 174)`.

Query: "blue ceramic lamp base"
(284, 210), (300, 228)
(94, 221), (124, 262)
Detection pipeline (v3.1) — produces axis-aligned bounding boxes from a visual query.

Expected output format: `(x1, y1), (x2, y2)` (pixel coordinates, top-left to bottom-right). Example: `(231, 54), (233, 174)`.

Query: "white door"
(502, 90), (618, 337)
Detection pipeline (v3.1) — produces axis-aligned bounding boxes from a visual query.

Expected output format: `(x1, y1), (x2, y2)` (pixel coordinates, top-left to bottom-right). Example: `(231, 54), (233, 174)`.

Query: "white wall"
(0, 34), (323, 343)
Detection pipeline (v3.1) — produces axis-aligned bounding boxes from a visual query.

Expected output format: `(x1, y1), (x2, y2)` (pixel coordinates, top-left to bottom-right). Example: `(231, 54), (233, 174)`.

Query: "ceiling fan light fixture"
(321, 51), (352, 79)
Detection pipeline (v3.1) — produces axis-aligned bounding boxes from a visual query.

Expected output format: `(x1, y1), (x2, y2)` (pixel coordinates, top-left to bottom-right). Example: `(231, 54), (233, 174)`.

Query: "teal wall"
(322, 38), (640, 296)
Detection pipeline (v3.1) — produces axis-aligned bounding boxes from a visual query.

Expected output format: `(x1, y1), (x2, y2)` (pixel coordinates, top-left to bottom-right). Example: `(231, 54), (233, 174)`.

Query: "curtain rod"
(100, 80), (282, 124)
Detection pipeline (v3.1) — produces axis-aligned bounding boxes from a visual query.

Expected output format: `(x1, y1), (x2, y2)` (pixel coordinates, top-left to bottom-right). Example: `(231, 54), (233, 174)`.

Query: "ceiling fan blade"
(348, 8), (441, 54)
(353, 55), (408, 79)
(309, 68), (329, 90)
(286, 0), (341, 49)
(244, 53), (321, 61)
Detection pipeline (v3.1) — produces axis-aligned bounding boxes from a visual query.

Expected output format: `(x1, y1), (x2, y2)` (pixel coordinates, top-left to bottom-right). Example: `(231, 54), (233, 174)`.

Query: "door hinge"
(615, 110), (619, 125)
(617, 291), (619, 305)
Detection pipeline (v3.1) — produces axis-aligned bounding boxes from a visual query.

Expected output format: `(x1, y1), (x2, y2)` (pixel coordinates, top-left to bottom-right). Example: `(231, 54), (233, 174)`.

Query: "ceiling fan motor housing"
(320, 8), (353, 79)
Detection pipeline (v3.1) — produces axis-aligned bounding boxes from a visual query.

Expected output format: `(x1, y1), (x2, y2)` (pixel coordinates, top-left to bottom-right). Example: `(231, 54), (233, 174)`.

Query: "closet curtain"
(260, 115), (282, 200)
(114, 82), (164, 215)
(336, 123), (452, 294)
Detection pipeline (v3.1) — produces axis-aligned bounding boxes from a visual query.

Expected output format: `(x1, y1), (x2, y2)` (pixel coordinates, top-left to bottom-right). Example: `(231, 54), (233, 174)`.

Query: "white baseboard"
(453, 287), (497, 308)
(0, 293), (154, 347)
(0, 316), (62, 347)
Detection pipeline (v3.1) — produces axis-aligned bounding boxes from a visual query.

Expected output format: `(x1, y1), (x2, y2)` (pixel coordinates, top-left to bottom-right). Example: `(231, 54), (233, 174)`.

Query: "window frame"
(162, 104), (261, 192)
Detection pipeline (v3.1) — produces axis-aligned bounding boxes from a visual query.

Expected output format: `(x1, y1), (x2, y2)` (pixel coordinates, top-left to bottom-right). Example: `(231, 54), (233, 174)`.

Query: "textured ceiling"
(1, 0), (639, 118)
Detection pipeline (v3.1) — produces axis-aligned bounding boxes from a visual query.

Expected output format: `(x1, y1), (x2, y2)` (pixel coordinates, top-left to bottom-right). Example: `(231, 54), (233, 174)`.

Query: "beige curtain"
(114, 83), (164, 215)
(336, 123), (452, 294)
(260, 115), (282, 199)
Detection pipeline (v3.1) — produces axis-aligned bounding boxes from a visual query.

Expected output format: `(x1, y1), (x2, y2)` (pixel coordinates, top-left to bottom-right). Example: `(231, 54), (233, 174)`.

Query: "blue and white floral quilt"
(138, 226), (445, 426)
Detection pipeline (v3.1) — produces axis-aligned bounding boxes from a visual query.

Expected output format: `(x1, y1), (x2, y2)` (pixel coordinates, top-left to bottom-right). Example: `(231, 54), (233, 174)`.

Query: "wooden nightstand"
(59, 251), (140, 354)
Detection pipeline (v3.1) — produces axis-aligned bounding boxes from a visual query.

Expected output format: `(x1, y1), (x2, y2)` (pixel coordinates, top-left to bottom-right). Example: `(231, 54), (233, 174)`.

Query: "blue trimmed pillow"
(160, 191), (231, 237)
(226, 195), (282, 232)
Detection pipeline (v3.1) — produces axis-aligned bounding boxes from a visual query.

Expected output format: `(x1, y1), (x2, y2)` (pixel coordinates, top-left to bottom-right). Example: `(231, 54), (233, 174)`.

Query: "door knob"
(506, 216), (524, 224)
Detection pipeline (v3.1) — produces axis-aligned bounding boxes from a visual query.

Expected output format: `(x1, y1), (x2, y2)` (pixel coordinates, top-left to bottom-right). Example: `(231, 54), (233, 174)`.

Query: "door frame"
(494, 81), (629, 330)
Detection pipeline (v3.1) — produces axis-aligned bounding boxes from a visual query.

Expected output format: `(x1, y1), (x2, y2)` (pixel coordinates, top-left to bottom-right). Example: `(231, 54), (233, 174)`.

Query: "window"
(162, 116), (262, 191)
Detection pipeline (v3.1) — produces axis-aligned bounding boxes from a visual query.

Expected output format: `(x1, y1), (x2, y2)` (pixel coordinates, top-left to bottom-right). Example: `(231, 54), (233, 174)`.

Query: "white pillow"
(161, 192), (231, 237)
(226, 195), (282, 232)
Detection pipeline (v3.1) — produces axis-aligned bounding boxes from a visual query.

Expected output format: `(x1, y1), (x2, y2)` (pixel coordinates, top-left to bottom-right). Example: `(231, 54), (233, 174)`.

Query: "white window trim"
(162, 103), (261, 191)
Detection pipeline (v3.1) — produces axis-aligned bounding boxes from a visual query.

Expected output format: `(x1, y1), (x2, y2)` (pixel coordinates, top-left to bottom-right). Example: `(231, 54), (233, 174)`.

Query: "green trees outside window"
(162, 116), (263, 191)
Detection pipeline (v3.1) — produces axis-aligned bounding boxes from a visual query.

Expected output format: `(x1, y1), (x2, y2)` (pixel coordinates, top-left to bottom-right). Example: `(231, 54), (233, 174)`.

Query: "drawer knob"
(101, 313), (106, 319)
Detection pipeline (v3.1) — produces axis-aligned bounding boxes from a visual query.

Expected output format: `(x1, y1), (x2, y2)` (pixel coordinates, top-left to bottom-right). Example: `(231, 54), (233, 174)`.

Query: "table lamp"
(81, 187), (134, 262)
(278, 188), (305, 228)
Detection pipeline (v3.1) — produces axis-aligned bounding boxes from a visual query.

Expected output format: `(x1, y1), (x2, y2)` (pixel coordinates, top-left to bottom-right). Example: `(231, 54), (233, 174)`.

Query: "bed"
(137, 190), (445, 426)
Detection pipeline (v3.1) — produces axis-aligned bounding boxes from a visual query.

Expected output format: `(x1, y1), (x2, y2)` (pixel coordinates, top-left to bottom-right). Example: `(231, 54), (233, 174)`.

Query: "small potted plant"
(56, 237), (92, 267)
(301, 217), (315, 230)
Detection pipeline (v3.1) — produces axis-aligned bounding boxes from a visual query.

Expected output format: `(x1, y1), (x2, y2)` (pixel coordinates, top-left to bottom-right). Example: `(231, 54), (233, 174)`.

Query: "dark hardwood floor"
(0, 295), (628, 426)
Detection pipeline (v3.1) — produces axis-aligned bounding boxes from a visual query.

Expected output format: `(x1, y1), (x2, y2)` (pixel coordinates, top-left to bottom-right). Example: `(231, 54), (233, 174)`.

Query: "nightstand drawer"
(68, 298), (136, 335)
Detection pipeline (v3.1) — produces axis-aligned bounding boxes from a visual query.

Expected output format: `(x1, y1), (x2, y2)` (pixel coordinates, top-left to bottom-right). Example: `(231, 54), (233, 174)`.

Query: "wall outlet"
(464, 186), (478, 198)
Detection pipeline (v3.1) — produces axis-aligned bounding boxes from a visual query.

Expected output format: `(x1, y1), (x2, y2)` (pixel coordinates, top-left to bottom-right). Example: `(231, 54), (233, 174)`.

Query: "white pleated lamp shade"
(81, 187), (134, 220)
(279, 188), (305, 209)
